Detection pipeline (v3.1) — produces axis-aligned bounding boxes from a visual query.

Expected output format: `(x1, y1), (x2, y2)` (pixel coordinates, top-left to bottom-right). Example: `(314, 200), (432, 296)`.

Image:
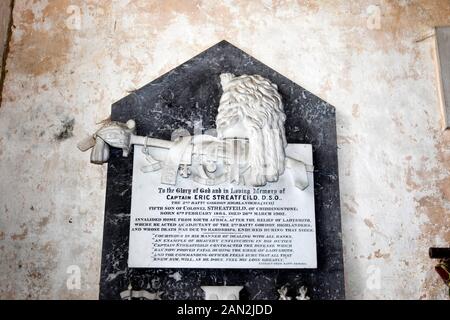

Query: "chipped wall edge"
(0, 0), (14, 107)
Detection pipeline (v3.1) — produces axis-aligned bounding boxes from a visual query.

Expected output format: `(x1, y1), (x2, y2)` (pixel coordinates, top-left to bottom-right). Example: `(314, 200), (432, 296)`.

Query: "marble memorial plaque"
(96, 41), (344, 300)
(128, 144), (316, 269)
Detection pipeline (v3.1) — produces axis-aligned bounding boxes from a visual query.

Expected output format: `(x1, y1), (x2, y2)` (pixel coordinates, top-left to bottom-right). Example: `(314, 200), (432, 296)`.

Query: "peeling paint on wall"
(0, 0), (449, 300)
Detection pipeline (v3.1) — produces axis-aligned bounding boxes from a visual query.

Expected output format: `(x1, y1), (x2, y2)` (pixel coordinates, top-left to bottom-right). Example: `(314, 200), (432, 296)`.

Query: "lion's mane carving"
(216, 73), (287, 186)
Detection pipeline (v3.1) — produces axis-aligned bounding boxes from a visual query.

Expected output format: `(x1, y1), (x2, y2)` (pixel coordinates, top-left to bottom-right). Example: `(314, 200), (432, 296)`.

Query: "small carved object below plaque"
(201, 286), (243, 300)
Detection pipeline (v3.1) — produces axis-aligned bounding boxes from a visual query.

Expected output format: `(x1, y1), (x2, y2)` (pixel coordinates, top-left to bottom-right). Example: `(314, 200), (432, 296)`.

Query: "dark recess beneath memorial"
(99, 40), (344, 300)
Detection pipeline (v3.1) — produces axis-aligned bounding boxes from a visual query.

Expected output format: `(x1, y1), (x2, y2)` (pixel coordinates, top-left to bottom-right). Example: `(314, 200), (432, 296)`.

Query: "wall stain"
(364, 218), (374, 229)
(373, 249), (390, 259)
(38, 216), (50, 229)
(352, 104), (360, 118)
(10, 223), (28, 241)
(54, 117), (74, 141)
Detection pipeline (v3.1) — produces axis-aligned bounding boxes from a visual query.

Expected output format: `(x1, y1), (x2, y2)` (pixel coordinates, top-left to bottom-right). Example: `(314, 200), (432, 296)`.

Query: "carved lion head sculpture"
(216, 73), (287, 186)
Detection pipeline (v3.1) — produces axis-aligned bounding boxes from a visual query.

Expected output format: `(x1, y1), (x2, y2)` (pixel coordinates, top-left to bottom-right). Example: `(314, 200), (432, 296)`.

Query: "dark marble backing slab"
(99, 41), (344, 300)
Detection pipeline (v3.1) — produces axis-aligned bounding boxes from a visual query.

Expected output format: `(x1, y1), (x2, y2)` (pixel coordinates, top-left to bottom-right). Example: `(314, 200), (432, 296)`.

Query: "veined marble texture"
(0, 0), (449, 299)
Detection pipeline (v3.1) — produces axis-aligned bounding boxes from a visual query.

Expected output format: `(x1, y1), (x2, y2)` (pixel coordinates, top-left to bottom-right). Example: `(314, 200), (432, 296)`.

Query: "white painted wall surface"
(0, 0), (449, 299)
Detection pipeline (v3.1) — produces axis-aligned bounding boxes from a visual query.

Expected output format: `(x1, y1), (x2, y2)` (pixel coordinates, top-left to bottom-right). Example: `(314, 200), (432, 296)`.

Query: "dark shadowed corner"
(0, 0), (14, 108)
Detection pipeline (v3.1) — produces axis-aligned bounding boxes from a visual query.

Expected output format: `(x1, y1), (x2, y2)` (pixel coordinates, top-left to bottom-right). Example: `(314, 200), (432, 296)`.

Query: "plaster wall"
(0, 0), (449, 299)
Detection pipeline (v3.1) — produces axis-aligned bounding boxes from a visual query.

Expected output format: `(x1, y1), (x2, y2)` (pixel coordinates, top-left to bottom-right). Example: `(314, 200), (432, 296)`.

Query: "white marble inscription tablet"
(128, 144), (317, 269)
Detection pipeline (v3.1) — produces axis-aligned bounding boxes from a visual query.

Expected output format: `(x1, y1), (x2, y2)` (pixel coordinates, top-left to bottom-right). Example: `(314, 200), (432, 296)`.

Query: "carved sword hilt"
(78, 120), (174, 164)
